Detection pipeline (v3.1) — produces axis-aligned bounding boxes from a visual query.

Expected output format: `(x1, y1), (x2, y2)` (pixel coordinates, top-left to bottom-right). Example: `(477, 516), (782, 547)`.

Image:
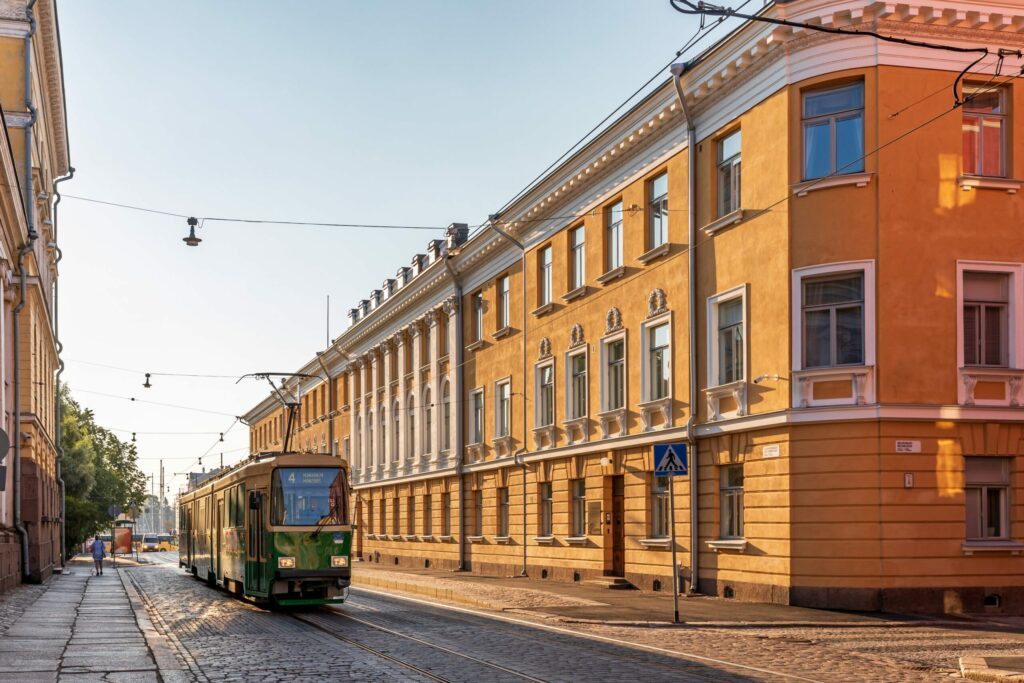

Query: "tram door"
(215, 499), (224, 581)
(246, 491), (269, 595)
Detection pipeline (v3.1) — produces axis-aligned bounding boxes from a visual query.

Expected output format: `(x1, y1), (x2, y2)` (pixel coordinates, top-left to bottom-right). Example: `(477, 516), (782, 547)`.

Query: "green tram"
(178, 452), (352, 607)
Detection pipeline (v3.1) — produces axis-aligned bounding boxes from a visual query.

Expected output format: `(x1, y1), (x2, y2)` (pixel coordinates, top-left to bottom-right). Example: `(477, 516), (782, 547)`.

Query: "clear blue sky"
(56, 1), (734, 498)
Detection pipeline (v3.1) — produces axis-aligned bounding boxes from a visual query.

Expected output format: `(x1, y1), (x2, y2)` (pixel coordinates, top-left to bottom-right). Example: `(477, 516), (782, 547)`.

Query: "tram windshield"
(271, 467), (348, 526)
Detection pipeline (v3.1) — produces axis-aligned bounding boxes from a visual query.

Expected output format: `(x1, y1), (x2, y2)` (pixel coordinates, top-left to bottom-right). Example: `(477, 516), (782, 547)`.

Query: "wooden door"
(611, 475), (625, 576)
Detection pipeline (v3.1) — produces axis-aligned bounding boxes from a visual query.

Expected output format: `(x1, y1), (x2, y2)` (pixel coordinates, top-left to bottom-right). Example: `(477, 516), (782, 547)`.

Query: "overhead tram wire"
(70, 388), (240, 418)
(487, 1), (755, 225)
(66, 358), (241, 380)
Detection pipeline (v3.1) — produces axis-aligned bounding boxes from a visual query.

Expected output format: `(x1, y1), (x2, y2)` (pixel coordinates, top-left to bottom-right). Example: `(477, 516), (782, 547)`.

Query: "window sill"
(494, 536), (513, 545)
(418, 534), (434, 542)
(564, 536), (589, 546)
(533, 535), (556, 545)
(706, 538), (748, 553)
(959, 366), (1024, 407)
(638, 242), (670, 264)
(793, 365), (874, 408)
(596, 266), (626, 285)
(492, 326), (513, 340)
(402, 534), (417, 541)
(704, 380), (747, 421)
(562, 416), (589, 445)
(702, 208), (752, 236)
(365, 533), (377, 540)
(638, 397), (672, 432)
(491, 435), (514, 457)
(562, 286), (588, 303)
(957, 175), (1022, 194)
(466, 339), (486, 352)
(437, 535), (453, 542)
(638, 537), (670, 548)
(387, 534), (402, 541)
(467, 535), (485, 544)
(532, 302), (555, 318)
(962, 540), (1024, 556)
(792, 171), (873, 197)
(532, 424), (556, 450)
(466, 442), (485, 462)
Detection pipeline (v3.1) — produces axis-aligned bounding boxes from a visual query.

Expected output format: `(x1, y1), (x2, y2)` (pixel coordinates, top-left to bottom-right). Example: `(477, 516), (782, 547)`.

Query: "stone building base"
(0, 530), (19, 594)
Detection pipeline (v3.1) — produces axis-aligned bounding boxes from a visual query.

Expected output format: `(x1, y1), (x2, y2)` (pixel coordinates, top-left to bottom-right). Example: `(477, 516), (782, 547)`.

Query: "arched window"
(392, 399), (400, 461)
(422, 388), (432, 455)
(441, 380), (452, 451)
(407, 394), (416, 460)
(378, 403), (386, 463)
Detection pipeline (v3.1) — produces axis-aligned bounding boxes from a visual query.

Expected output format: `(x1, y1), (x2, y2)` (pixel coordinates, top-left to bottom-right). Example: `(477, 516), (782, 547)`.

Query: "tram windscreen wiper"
(309, 503), (336, 540)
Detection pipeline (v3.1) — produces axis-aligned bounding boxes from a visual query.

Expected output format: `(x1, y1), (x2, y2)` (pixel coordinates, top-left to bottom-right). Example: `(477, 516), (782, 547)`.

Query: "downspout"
(442, 253), (465, 571)
(52, 166), (74, 568)
(670, 61), (700, 595)
(14, 0), (38, 581)
(486, 217), (529, 577)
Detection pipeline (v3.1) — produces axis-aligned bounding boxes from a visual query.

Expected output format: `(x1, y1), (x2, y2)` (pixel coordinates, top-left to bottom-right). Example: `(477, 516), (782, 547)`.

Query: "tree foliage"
(60, 388), (146, 556)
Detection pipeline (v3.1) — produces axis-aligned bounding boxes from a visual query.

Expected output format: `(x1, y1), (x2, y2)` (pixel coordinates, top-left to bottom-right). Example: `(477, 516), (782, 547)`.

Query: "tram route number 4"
(653, 443), (688, 476)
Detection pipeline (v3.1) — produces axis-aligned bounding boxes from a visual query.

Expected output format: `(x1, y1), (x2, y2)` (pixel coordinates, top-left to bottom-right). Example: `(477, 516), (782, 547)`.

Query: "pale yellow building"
(247, 0), (1024, 614)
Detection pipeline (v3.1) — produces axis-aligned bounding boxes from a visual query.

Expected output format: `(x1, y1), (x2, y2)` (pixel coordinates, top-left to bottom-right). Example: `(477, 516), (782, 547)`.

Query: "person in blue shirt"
(90, 536), (107, 576)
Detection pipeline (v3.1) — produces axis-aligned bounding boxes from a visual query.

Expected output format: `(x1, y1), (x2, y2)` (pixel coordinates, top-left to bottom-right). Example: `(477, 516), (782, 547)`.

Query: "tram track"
(291, 608), (547, 683)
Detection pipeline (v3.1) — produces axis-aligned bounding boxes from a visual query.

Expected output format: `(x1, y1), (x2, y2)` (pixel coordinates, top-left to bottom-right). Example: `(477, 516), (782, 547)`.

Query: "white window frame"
(707, 285), (748, 388)
(569, 225), (586, 291)
(717, 129), (741, 218)
(640, 313), (673, 402)
(570, 478), (586, 537)
(956, 261), (1024, 406)
(494, 378), (512, 438)
(441, 380), (452, 452)
(600, 330), (628, 413)
(648, 172), (669, 249)
(565, 348), (589, 421)
(539, 246), (553, 306)
(535, 360), (556, 428)
(719, 465), (744, 540)
(497, 275), (510, 329)
(791, 260), (876, 408)
(469, 387), (484, 445)
(406, 393), (416, 460)
(606, 200), (624, 272)
(421, 387), (433, 455)
(964, 457), (1011, 541)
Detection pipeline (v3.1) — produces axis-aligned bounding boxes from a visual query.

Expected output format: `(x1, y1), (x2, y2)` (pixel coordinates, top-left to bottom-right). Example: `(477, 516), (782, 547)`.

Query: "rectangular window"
(569, 353), (587, 419)
(605, 338), (626, 411)
(962, 85), (1006, 177)
(648, 322), (671, 400)
(571, 479), (586, 537)
(473, 490), (483, 537)
(497, 275), (510, 329)
(963, 272), (1009, 367)
(539, 246), (553, 306)
(802, 273), (864, 368)
(497, 487), (510, 537)
(802, 82), (865, 180)
(423, 493), (432, 536)
(441, 492), (451, 537)
(570, 226), (585, 290)
(648, 172), (669, 249)
(392, 498), (400, 535)
(538, 364), (554, 427)
(965, 457), (1010, 540)
(720, 466), (744, 539)
(496, 380), (511, 438)
(379, 498), (387, 535)
(651, 476), (669, 538)
(606, 201), (623, 271)
(717, 298), (744, 385)
(539, 482), (553, 537)
(407, 495), (416, 535)
(472, 291), (484, 342)
(470, 389), (484, 444)
(717, 129), (741, 217)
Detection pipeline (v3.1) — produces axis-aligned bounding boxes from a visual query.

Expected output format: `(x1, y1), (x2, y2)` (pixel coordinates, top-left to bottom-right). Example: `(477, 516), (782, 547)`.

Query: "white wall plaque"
(762, 444), (780, 458)
(895, 440), (921, 453)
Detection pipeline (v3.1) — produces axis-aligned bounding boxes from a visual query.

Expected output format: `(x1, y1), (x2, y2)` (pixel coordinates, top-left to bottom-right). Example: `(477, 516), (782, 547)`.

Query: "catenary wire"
(70, 387), (240, 418)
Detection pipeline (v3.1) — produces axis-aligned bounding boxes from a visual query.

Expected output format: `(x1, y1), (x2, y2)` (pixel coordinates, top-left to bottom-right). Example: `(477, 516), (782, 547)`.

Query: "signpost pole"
(669, 475), (680, 624)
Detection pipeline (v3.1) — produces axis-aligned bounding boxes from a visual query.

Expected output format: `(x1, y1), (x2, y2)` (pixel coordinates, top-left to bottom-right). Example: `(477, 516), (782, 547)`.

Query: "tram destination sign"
(653, 443), (688, 476)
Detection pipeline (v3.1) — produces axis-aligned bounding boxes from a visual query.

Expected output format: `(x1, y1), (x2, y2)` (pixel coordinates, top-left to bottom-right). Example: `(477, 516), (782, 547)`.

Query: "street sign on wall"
(653, 443), (688, 476)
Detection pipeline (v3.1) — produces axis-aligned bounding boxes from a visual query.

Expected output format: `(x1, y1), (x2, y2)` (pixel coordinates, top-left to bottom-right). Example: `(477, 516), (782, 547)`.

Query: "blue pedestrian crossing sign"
(653, 443), (688, 476)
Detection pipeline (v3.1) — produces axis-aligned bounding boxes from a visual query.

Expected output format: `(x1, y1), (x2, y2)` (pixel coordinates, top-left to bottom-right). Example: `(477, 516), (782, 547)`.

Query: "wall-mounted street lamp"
(183, 217), (201, 247)
(143, 373), (152, 389)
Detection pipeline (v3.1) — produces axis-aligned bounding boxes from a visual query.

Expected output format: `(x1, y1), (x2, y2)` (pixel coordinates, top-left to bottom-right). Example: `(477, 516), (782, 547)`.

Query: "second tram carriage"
(178, 452), (351, 606)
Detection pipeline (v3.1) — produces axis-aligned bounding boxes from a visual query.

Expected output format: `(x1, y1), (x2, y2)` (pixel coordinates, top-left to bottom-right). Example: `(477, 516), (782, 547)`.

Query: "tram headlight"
(331, 555), (349, 568)
(277, 556), (296, 569)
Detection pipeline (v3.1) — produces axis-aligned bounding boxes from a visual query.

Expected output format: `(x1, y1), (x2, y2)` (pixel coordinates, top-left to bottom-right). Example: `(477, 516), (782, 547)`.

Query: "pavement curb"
(353, 573), (506, 611)
(961, 656), (1024, 681)
(119, 568), (206, 682)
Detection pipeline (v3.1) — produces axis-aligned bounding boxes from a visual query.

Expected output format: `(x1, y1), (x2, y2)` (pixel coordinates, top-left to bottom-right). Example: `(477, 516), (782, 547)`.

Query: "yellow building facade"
(0, 0), (70, 590)
(246, 0), (1024, 614)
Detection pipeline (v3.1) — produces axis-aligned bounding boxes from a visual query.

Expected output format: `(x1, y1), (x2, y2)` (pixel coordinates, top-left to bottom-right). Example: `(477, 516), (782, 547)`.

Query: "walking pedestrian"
(90, 536), (107, 576)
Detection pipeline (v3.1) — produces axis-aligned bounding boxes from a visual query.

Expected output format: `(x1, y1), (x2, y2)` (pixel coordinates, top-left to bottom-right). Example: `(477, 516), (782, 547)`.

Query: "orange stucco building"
(245, 0), (1024, 614)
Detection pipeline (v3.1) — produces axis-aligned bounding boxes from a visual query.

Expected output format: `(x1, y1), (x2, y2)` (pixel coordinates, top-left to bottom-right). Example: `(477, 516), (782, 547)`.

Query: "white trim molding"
(791, 260), (876, 408)
(957, 175), (1022, 194)
(792, 172), (873, 197)
(640, 310), (673, 431)
(706, 285), (748, 419)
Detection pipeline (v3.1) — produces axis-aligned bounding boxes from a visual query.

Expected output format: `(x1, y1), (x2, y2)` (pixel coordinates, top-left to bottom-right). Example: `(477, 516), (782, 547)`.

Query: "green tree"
(59, 388), (147, 557)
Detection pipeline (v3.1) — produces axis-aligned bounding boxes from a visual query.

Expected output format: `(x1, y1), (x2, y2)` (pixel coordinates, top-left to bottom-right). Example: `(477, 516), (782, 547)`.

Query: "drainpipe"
(14, 0), (38, 582)
(670, 61), (700, 595)
(486, 217), (529, 577)
(52, 166), (74, 568)
(442, 252), (465, 571)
